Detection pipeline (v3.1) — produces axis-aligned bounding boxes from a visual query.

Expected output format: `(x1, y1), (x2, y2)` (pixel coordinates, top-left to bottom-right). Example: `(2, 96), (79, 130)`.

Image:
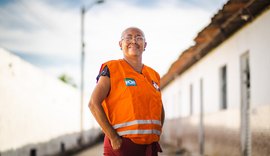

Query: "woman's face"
(119, 28), (147, 58)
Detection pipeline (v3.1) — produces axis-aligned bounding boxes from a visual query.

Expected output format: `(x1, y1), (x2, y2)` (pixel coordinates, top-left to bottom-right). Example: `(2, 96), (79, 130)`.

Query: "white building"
(160, 0), (270, 156)
(0, 48), (101, 156)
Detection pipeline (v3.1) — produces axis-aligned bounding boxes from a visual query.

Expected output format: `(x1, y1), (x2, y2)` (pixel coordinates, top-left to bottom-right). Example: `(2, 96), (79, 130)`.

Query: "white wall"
(0, 48), (97, 152)
(162, 9), (270, 118)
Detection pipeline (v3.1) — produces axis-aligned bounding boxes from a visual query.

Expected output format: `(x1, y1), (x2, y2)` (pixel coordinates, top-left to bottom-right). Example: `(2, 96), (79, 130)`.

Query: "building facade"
(160, 1), (270, 156)
(0, 48), (101, 156)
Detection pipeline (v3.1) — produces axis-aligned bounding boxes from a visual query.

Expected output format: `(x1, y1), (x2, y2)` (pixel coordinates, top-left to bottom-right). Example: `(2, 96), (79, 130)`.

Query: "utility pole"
(79, 0), (104, 145)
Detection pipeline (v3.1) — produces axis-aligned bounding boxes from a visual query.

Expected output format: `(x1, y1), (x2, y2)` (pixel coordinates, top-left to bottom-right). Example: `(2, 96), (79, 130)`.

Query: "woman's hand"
(111, 136), (123, 150)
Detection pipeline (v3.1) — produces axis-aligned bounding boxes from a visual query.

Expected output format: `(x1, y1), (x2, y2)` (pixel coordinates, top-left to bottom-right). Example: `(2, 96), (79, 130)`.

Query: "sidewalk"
(74, 142), (184, 156)
(75, 142), (103, 156)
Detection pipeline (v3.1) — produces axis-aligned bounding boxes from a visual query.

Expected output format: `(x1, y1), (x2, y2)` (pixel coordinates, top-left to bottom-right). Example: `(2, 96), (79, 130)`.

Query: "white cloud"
(0, 0), (226, 96)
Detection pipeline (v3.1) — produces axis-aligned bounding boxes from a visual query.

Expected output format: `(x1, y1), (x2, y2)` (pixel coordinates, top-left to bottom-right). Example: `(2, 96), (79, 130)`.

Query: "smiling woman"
(119, 27), (147, 63)
(89, 27), (165, 156)
(0, 0), (230, 155)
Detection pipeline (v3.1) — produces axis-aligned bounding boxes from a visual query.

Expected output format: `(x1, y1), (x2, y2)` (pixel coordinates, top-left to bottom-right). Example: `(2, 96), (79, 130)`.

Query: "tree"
(58, 73), (77, 88)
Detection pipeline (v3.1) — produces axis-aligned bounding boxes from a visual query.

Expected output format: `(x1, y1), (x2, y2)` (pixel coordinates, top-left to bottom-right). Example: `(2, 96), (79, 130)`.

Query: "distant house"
(160, 0), (270, 156)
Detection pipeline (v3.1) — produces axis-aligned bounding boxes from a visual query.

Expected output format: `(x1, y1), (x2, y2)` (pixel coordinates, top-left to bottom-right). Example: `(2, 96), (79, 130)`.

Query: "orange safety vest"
(100, 59), (163, 145)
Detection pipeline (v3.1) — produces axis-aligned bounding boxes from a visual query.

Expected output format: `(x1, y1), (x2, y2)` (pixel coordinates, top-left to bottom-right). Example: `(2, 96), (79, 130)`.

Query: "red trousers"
(103, 136), (162, 156)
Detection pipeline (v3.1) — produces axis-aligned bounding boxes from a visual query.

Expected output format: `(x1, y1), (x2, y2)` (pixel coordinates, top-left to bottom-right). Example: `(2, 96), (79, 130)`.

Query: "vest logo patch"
(124, 78), (137, 86)
(152, 81), (160, 91)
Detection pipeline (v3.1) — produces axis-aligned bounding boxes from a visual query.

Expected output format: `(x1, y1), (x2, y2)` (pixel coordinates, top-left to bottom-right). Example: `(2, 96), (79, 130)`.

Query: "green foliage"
(58, 73), (77, 88)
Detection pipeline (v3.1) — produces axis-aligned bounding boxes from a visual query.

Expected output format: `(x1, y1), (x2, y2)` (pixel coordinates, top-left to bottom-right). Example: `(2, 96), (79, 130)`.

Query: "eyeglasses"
(121, 36), (145, 43)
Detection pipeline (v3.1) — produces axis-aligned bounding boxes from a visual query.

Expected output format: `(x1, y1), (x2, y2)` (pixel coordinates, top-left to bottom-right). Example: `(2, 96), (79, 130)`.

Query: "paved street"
(74, 142), (186, 156)
(75, 143), (103, 156)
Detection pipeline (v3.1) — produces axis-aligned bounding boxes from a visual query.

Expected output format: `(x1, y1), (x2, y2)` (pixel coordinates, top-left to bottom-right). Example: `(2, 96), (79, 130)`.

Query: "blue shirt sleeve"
(96, 65), (110, 82)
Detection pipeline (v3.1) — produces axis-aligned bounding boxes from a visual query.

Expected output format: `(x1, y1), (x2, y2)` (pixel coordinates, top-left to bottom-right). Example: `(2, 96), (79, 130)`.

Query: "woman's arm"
(161, 104), (165, 127)
(88, 76), (122, 149)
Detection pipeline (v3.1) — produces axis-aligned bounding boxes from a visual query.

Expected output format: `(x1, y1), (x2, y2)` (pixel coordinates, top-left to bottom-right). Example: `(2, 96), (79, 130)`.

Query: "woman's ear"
(144, 42), (147, 51)
(119, 41), (122, 50)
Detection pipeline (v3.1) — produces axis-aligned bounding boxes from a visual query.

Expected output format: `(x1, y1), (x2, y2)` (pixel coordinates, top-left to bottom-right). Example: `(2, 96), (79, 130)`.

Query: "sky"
(0, 0), (227, 96)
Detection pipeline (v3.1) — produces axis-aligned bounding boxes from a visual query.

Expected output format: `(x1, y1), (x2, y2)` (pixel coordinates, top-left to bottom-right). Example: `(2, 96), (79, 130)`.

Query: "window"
(220, 65), (227, 109)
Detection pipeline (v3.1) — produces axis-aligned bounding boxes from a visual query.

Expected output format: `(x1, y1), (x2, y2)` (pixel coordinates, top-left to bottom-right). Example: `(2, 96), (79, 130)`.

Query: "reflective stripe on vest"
(112, 120), (161, 129)
(117, 129), (161, 136)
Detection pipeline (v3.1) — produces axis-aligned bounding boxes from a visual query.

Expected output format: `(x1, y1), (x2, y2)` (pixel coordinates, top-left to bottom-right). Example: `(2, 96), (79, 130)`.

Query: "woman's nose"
(130, 38), (137, 43)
